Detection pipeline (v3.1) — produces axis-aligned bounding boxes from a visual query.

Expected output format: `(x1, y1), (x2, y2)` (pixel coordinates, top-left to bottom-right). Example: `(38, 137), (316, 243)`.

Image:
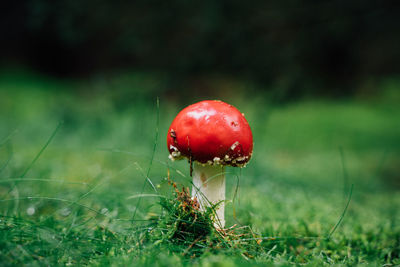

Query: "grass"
(0, 70), (399, 266)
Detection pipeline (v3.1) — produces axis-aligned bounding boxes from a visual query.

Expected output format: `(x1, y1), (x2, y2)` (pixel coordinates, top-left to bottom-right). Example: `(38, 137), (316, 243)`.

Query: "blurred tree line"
(1, 0), (399, 100)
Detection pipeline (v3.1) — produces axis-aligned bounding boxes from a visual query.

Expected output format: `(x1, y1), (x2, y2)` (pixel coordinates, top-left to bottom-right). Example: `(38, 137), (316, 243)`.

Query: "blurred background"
(0, 1), (399, 263)
(2, 0), (400, 102)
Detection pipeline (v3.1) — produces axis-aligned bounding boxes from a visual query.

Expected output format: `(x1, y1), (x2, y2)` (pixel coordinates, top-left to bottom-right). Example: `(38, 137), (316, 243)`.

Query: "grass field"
(0, 71), (399, 266)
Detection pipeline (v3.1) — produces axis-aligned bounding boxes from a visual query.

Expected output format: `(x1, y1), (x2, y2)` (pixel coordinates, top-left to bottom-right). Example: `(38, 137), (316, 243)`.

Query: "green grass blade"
(19, 122), (63, 178)
(339, 147), (350, 201)
(132, 97), (160, 222)
(327, 184), (354, 239)
(0, 141), (13, 173)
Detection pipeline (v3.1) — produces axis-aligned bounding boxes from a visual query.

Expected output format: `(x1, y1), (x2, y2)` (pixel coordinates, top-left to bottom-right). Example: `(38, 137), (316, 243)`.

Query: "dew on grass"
(60, 207), (71, 217)
(27, 206), (35, 215)
(101, 208), (109, 214)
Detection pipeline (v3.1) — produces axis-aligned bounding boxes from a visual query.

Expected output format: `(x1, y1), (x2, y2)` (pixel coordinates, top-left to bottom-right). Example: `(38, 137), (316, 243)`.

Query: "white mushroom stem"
(191, 162), (225, 228)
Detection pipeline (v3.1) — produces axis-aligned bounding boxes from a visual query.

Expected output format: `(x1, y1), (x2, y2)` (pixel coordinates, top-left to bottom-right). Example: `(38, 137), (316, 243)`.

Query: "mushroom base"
(191, 162), (225, 228)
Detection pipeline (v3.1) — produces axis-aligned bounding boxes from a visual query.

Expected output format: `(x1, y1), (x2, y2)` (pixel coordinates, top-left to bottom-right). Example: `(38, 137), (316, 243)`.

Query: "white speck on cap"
(230, 141), (240, 150)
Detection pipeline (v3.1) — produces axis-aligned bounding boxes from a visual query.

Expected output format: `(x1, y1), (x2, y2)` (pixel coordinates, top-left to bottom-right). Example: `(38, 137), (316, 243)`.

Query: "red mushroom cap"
(167, 100), (253, 166)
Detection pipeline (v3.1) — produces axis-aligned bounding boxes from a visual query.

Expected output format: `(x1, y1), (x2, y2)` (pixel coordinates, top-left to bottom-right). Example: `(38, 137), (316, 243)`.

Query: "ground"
(0, 71), (399, 266)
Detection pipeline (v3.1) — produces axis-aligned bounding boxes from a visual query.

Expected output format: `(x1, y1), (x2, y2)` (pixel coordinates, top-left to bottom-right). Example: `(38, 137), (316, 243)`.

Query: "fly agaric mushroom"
(167, 100), (253, 227)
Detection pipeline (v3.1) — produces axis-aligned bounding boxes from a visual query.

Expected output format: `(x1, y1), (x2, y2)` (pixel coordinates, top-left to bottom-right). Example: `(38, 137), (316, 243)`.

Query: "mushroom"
(167, 100), (253, 227)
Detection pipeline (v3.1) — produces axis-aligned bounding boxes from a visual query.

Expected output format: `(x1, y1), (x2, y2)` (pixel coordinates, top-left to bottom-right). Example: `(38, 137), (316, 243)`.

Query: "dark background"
(1, 0), (400, 101)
